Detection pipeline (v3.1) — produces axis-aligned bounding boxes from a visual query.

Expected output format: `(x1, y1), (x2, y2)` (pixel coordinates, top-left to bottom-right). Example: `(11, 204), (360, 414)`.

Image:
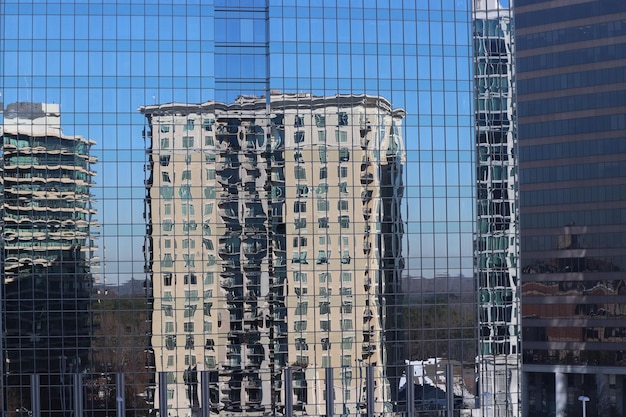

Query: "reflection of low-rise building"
(0, 102), (98, 414)
(140, 92), (406, 417)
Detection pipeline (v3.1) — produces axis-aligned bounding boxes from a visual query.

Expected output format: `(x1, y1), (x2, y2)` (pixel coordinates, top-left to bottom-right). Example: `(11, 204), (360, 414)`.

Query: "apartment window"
(185, 290), (199, 301)
(316, 250), (329, 264)
(182, 170), (191, 180)
(318, 147), (327, 163)
(205, 356), (216, 368)
(164, 239), (171, 249)
(317, 199), (329, 211)
(342, 337), (353, 349)
(182, 203), (195, 216)
(165, 336), (176, 350)
(296, 184), (309, 197)
(322, 356), (331, 368)
(205, 168), (215, 180)
(160, 186), (173, 200)
(203, 222), (211, 235)
(204, 203), (213, 215)
(166, 355), (174, 367)
(293, 237), (307, 247)
(342, 272), (352, 282)
(204, 322), (213, 333)
(167, 389), (175, 399)
(178, 184), (192, 199)
(335, 130), (348, 143)
(204, 302), (213, 316)
(184, 119), (195, 131)
(316, 183), (328, 194)
(160, 155), (171, 166)
(165, 322), (175, 333)
(338, 112), (349, 126)
(183, 220), (197, 231)
(204, 272), (214, 285)
(294, 272), (308, 283)
(294, 115), (304, 127)
(338, 166), (348, 178)
(162, 220), (173, 231)
(205, 135), (214, 146)
(294, 131), (305, 143)
(184, 305), (197, 318)
(315, 114), (326, 127)
(295, 338), (309, 351)
(163, 273), (173, 286)
(317, 130), (326, 142)
(203, 118), (214, 131)
(339, 182), (348, 194)
(339, 215), (350, 228)
(341, 301), (352, 314)
(185, 354), (196, 366)
(204, 186), (215, 199)
(295, 302), (308, 315)
(319, 166), (327, 179)
(162, 172), (171, 183)
(338, 199), (348, 210)
(341, 319), (353, 331)
(319, 287), (332, 297)
(341, 250), (351, 264)
(321, 338), (331, 350)
(318, 217), (329, 229)
(163, 291), (173, 302)
(182, 136), (194, 148)
(319, 236), (327, 246)
(185, 336), (194, 349)
(342, 355), (352, 367)
(164, 203), (172, 215)
(160, 137), (170, 149)
(320, 320), (331, 332)
(163, 304), (173, 316)
(202, 238), (214, 250)
(160, 125), (170, 133)
(161, 254), (173, 268)
(294, 321), (307, 331)
(184, 273), (197, 284)
(318, 272), (331, 283)
(340, 287), (352, 297)
(293, 201), (306, 213)
(205, 153), (216, 162)
(203, 289), (213, 299)
(294, 165), (306, 179)
(292, 251), (308, 264)
(339, 148), (350, 161)
(184, 322), (194, 333)
(319, 301), (330, 315)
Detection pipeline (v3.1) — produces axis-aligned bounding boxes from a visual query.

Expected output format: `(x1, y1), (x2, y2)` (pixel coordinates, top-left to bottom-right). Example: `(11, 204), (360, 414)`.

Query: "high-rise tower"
(140, 92), (405, 416)
(1, 102), (98, 415)
(515, 1), (626, 416)
(473, 0), (520, 416)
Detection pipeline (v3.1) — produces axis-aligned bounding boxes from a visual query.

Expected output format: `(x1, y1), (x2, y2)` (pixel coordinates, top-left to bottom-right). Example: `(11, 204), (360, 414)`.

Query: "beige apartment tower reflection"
(140, 92), (406, 416)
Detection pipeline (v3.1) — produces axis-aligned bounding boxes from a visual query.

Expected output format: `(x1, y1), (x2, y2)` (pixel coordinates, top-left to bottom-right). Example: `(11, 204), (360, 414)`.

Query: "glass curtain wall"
(0, 1), (477, 416)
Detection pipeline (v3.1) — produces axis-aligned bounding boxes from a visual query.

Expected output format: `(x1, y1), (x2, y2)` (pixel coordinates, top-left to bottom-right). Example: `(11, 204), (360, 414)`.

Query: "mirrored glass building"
(0, 1), (485, 416)
(473, 0), (520, 416)
(515, 1), (626, 416)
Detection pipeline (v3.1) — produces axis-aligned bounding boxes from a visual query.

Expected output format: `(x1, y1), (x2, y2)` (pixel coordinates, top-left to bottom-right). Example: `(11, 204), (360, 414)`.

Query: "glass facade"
(0, 1), (482, 416)
(516, 1), (626, 416)
(472, 0), (520, 416)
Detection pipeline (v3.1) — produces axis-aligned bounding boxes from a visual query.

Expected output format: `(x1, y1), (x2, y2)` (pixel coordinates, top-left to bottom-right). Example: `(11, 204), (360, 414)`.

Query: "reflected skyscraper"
(0, 103), (98, 414)
(140, 93), (405, 416)
(515, 1), (626, 416)
(473, 0), (520, 416)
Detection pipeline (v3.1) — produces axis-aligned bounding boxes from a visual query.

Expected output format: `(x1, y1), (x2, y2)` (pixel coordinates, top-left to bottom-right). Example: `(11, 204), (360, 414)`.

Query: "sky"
(0, 0), (478, 284)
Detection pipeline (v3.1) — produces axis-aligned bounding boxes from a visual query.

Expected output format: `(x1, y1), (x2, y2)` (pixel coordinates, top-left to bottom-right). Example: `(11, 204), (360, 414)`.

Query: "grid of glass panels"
(0, 1), (481, 416)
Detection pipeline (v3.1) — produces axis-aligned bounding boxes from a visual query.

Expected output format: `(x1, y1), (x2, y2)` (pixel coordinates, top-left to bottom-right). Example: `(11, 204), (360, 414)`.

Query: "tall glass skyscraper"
(0, 1), (485, 416)
(473, 1), (520, 416)
(515, 1), (626, 417)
